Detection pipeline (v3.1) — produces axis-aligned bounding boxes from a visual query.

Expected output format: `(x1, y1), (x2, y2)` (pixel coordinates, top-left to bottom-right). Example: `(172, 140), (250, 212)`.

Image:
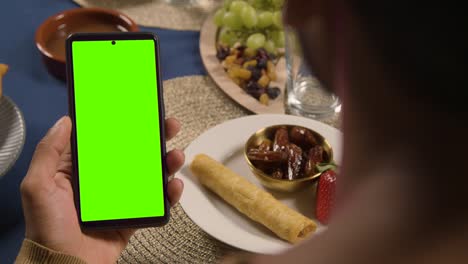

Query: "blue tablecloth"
(0, 0), (205, 261)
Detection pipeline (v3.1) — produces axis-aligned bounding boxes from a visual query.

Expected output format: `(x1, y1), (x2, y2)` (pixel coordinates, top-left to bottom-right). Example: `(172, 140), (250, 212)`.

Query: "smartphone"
(66, 32), (169, 229)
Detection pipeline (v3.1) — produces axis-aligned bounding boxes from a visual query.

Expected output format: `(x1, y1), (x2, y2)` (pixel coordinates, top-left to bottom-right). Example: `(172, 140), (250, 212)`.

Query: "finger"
(117, 228), (137, 244)
(85, 228), (137, 251)
(166, 149), (185, 176)
(56, 143), (72, 176)
(54, 172), (73, 191)
(26, 116), (72, 186)
(167, 178), (184, 206)
(221, 253), (256, 264)
(165, 118), (181, 141)
(63, 141), (72, 155)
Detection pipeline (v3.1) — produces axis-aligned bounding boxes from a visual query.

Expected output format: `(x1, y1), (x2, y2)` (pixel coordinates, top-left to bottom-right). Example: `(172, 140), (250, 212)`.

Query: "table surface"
(0, 0), (205, 262)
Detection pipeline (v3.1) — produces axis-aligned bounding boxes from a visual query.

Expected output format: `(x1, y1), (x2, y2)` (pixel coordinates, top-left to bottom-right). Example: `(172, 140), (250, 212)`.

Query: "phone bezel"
(66, 32), (170, 229)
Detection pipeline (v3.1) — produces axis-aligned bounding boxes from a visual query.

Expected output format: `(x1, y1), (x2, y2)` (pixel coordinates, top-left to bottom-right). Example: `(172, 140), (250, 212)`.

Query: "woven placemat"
(73, 0), (221, 31)
(118, 76), (248, 264)
(118, 75), (341, 263)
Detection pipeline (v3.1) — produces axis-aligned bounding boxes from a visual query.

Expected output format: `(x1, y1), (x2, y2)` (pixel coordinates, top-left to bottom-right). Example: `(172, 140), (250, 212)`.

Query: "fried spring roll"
(190, 154), (317, 243)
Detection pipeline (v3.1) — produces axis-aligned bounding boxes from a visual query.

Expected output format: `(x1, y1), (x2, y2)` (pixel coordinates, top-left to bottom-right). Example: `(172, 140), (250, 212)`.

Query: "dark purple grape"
(236, 46), (246, 58)
(247, 66), (262, 81)
(216, 46), (230, 61)
(257, 48), (269, 59)
(246, 80), (257, 90)
(266, 87), (281, 99)
(257, 58), (268, 69)
(246, 81), (265, 99)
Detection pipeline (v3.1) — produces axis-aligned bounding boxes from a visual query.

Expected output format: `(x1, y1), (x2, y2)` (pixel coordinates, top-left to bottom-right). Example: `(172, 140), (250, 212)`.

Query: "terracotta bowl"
(35, 8), (139, 81)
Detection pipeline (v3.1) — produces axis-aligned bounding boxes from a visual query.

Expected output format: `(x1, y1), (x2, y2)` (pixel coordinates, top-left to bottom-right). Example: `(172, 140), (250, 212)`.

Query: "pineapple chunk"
(237, 68), (252, 80)
(259, 93), (269, 105)
(0, 64), (8, 99)
(258, 74), (270, 88)
(244, 48), (256, 58)
(243, 60), (257, 68)
(225, 55), (237, 65)
(266, 61), (277, 81)
(228, 67), (252, 81)
(266, 61), (275, 72)
(268, 71), (277, 81)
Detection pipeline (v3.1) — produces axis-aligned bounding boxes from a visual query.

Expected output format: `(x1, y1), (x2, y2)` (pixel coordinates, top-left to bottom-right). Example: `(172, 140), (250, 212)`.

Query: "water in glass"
(285, 28), (341, 119)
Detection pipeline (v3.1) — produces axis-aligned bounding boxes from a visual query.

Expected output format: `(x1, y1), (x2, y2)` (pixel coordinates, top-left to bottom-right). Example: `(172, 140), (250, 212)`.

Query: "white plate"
(0, 96), (26, 178)
(179, 114), (342, 254)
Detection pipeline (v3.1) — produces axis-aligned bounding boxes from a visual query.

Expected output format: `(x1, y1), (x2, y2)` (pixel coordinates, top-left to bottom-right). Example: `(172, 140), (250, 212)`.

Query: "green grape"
(219, 28), (237, 46)
(271, 0), (285, 9)
(270, 30), (285, 48)
(241, 5), (258, 28)
(264, 39), (276, 53)
(246, 33), (266, 50)
(238, 31), (250, 45)
(230, 0), (247, 16)
(249, 0), (265, 9)
(223, 12), (243, 30)
(272, 11), (283, 28)
(214, 9), (226, 27)
(223, 0), (233, 9)
(257, 11), (273, 28)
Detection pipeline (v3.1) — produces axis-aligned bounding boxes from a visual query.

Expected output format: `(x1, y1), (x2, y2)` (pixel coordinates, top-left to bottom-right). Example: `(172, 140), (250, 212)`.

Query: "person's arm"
(16, 239), (86, 264)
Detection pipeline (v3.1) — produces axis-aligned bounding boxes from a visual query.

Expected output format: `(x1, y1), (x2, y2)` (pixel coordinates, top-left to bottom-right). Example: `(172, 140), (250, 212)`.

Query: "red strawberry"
(316, 170), (337, 224)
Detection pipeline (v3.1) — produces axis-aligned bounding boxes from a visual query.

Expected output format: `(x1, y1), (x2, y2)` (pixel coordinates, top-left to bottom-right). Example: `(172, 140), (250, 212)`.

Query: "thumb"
(26, 116), (72, 185)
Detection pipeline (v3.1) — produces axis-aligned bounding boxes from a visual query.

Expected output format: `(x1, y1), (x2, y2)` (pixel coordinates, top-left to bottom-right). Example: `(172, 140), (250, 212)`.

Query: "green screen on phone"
(71, 39), (165, 222)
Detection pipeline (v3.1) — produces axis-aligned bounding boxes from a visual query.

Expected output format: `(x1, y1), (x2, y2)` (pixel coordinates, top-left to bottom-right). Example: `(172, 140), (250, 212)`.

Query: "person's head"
(284, 0), (467, 119)
(284, 0), (468, 205)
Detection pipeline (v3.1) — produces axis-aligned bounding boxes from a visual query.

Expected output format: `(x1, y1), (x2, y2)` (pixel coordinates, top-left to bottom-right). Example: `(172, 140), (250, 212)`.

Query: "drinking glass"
(284, 28), (341, 119)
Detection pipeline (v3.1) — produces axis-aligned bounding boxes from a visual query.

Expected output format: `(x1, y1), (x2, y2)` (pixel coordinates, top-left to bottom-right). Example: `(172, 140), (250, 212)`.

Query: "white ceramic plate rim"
(0, 96), (26, 178)
(178, 114), (342, 254)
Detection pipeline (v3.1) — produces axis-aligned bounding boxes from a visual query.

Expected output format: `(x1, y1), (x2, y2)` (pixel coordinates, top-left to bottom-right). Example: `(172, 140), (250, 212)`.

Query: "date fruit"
(286, 144), (303, 180)
(273, 127), (289, 152)
(290, 126), (318, 150)
(304, 145), (324, 176)
(247, 149), (287, 163)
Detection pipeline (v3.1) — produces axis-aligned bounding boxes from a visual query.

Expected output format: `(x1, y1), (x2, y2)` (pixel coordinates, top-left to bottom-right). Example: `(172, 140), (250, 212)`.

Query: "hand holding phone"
(18, 32), (184, 263)
(19, 116), (184, 263)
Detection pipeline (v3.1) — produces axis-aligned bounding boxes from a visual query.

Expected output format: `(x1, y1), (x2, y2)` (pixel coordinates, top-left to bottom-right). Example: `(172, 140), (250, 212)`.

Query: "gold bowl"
(244, 125), (333, 192)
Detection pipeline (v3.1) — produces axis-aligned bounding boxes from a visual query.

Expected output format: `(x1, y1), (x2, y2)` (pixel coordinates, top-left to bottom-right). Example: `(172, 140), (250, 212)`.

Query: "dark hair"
(350, 1), (467, 112)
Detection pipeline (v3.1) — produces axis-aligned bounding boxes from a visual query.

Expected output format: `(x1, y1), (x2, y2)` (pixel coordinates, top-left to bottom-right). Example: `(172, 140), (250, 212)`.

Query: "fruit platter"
(200, 0), (288, 114)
